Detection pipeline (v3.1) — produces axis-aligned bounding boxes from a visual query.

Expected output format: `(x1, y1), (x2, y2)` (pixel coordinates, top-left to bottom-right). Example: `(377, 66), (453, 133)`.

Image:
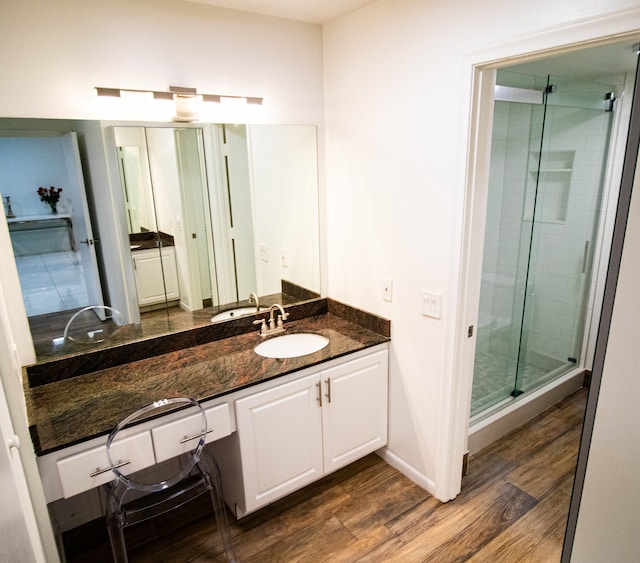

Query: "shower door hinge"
(604, 92), (616, 112)
(467, 325), (474, 338)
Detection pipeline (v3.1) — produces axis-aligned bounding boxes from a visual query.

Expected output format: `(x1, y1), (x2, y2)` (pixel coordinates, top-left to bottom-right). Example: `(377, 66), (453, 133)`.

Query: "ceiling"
(183, 0), (379, 23)
(179, 1), (639, 79)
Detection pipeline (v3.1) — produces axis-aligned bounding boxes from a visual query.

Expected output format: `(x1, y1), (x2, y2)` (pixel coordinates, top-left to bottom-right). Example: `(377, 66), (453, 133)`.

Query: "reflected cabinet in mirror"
(0, 118), (320, 362)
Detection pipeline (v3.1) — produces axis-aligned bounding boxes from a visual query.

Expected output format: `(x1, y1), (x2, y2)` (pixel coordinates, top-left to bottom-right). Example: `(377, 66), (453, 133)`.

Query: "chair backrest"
(106, 397), (207, 493)
(63, 305), (128, 343)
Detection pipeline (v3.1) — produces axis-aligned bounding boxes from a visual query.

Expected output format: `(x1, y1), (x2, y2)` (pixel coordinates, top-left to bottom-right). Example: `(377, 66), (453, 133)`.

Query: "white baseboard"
(376, 447), (437, 498)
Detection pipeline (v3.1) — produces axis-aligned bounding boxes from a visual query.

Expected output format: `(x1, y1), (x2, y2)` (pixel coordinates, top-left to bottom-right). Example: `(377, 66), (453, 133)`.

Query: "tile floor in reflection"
(15, 251), (90, 317)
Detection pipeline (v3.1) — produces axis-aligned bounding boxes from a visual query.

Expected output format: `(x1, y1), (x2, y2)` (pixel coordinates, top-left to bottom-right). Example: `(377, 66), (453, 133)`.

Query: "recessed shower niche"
(525, 150), (574, 223)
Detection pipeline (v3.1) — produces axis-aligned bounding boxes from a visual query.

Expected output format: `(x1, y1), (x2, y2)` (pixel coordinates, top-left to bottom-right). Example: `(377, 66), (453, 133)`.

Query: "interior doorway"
(465, 38), (639, 449)
(0, 132), (105, 341)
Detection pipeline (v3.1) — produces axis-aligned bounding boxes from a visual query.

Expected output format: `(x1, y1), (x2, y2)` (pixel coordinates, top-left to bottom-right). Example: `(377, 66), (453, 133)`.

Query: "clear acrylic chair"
(63, 305), (128, 343)
(105, 397), (237, 562)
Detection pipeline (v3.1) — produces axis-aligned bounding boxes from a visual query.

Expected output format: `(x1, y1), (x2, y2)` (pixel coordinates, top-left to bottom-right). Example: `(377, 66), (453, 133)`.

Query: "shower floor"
(471, 350), (555, 416)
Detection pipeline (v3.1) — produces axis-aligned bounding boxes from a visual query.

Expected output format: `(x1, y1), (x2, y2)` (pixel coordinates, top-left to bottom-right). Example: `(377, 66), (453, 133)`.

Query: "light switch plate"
(422, 290), (442, 319)
(259, 244), (269, 262)
(382, 278), (393, 302)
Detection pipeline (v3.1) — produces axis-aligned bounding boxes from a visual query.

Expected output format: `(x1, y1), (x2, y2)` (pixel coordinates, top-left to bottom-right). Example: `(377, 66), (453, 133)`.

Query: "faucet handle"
(253, 318), (267, 336)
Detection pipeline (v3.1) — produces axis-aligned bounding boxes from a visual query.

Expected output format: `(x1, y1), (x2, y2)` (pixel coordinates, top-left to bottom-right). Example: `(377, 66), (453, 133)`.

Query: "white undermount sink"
(254, 333), (329, 359)
(211, 307), (262, 322)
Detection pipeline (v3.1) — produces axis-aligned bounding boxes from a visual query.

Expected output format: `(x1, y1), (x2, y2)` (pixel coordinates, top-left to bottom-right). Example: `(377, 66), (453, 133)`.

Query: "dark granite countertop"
(129, 231), (175, 250)
(26, 301), (390, 456)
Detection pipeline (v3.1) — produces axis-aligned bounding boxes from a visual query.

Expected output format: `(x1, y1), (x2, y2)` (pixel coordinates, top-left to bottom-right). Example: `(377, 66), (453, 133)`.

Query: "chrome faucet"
(253, 303), (289, 337)
(249, 292), (260, 312)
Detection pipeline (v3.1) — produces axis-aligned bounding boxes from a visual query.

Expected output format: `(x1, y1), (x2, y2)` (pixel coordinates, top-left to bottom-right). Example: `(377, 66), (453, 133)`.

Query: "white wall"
(0, 138), (71, 216)
(323, 0), (640, 499)
(0, 0), (323, 125)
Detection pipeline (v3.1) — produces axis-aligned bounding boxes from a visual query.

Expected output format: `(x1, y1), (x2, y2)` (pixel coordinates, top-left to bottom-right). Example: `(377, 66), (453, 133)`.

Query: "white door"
(0, 285), (50, 561)
(235, 373), (323, 513)
(0, 384), (41, 562)
(322, 350), (388, 473)
(225, 125), (257, 300)
(61, 132), (105, 316)
(175, 128), (213, 310)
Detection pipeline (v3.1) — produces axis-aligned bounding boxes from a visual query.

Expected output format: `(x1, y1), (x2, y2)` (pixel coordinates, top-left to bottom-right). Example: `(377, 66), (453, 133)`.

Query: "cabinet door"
(132, 249), (180, 306)
(235, 373), (323, 513)
(322, 349), (388, 473)
(159, 249), (180, 300)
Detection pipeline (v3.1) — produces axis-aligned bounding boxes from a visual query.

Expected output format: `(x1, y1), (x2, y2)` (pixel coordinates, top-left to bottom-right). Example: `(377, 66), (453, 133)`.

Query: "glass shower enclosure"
(471, 70), (615, 417)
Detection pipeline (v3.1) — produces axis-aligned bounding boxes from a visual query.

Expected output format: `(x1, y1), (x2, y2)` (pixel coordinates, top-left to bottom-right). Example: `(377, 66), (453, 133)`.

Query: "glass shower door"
(471, 72), (614, 417)
(514, 76), (614, 395)
(471, 97), (544, 415)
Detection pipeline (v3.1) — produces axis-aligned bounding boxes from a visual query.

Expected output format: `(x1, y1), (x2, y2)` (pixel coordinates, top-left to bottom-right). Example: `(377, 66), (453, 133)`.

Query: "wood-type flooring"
(65, 388), (586, 562)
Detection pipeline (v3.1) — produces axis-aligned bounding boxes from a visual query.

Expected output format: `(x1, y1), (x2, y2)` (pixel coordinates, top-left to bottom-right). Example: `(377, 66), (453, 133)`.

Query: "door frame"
(441, 17), (640, 501)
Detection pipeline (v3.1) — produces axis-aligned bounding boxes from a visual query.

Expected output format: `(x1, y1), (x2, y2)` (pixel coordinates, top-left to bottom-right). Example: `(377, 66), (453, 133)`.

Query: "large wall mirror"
(0, 118), (320, 361)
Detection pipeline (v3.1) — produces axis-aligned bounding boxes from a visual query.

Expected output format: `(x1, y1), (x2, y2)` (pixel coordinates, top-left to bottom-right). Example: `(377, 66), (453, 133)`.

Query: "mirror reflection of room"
(0, 133), (104, 338)
(1, 119), (321, 361)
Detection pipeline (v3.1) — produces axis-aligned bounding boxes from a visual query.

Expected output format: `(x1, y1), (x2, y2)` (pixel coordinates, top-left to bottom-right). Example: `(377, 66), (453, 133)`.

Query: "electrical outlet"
(382, 278), (393, 302)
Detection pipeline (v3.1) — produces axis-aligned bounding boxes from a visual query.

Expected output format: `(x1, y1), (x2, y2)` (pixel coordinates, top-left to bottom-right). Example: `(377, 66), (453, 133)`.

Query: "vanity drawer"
(152, 403), (232, 463)
(56, 431), (154, 498)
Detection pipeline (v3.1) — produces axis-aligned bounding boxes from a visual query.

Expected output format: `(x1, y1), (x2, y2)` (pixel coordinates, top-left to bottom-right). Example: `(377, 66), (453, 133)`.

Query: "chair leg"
(106, 513), (129, 563)
(106, 482), (130, 563)
(201, 456), (237, 562)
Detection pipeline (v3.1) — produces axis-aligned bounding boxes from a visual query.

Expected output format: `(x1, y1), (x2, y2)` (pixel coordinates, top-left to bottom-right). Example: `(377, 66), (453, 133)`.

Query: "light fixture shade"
(173, 94), (200, 122)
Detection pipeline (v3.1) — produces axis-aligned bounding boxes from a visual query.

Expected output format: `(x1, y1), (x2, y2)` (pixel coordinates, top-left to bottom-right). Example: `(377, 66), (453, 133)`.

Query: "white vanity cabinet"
(131, 246), (180, 306)
(216, 347), (388, 517)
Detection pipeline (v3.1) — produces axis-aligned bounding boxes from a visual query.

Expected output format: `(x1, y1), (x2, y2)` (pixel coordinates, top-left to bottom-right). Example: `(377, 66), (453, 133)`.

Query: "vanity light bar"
(95, 86), (263, 105)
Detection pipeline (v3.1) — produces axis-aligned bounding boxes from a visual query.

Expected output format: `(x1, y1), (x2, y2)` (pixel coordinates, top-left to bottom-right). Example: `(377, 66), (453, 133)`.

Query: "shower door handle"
(582, 240), (590, 274)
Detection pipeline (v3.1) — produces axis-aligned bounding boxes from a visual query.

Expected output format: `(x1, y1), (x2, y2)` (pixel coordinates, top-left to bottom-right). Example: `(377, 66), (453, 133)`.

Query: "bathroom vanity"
(213, 346), (388, 517)
(24, 299), (390, 525)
